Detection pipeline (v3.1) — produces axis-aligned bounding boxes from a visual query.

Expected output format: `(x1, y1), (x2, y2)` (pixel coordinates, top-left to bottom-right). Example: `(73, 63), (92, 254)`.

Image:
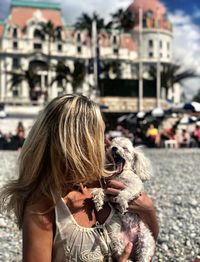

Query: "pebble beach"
(0, 149), (200, 262)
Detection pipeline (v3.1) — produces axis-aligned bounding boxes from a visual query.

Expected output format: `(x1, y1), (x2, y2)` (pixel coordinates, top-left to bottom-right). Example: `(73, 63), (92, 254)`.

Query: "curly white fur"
(92, 137), (155, 262)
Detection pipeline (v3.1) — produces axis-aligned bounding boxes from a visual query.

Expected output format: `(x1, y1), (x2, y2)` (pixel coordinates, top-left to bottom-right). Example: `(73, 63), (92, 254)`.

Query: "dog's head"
(111, 137), (152, 181)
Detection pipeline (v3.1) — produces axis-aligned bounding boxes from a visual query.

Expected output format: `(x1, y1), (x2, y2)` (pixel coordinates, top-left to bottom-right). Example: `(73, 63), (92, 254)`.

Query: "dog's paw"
(92, 188), (105, 211)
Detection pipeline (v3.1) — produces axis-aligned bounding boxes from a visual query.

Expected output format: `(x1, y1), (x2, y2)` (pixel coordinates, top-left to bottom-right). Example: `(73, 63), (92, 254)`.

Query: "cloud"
(61, 0), (132, 24)
(169, 10), (200, 100)
(0, 0), (132, 23)
(16, 0), (132, 24)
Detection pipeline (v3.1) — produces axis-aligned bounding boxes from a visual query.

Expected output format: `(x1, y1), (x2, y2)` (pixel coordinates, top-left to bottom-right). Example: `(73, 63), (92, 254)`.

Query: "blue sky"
(163, 0), (200, 19)
(163, 0), (200, 25)
(0, 0), (200, 100)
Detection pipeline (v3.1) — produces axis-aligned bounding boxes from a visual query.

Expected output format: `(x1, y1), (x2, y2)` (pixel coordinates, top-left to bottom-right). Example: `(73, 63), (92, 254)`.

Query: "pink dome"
(128, 0), (172, 31)
(129, 0), (166, 16)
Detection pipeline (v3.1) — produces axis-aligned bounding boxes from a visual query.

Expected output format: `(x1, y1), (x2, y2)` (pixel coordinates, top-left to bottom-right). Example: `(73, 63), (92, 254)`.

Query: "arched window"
(13, 28), (18, 38)
(113, 35), (118, 45)
(56, 28), (62, 40)
(146, 10), (153, 18)
(33, 29), (44, 40)
(76, 32), (81, 43)
(148, 39), (153, 48)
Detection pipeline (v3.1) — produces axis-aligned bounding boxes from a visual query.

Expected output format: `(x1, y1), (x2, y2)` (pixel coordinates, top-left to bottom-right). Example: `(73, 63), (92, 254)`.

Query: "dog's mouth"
(111, 147), (125, 173)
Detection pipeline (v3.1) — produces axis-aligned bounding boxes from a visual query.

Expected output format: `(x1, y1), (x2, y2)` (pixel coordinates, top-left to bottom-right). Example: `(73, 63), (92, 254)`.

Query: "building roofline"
(11, 0), (61, 10)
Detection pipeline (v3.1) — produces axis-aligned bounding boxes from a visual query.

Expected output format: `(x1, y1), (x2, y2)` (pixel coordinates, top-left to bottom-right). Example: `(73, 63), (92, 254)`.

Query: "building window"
(34, 29), (44, 40)
(13, 28), (18, 38)
(13, 58), (20, 69)
(77, 46), (82, 53)
(45, 75), (48, 86)
(167, 42), (170, 50)
(113, 35), (118, 45)
(34, 43), (42, 50)
(56, 29), (62, 41)
(13, 41), (18, 49)
(13, 88), (19, 97)
(148, 39), (153, 48)
(57, 44), (62, 52)
(12, 75), (20, 96)
(113, 48), (119, 55)
(160, 40), (162, 48)
(149, 52), (153, 57)
(160, 53), (163, 58)
(77, 32), (81, 43)
(146, 9), (153, 18)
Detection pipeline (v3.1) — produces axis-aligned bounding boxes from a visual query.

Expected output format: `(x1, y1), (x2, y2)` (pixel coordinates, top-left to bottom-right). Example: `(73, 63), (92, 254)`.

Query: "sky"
(0, 0), (200, 101)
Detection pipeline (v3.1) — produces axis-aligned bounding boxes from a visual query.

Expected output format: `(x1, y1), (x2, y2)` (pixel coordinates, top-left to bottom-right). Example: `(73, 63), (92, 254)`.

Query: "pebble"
(0, 149), (200, 261)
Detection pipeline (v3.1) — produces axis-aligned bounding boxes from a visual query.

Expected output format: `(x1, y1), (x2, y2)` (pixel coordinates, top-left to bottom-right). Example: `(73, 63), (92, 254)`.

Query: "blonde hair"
(0, 94), (107, 228)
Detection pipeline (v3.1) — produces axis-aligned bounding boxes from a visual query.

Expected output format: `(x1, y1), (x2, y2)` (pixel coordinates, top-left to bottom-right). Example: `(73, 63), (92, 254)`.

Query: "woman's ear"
(132, 148), (152, 181)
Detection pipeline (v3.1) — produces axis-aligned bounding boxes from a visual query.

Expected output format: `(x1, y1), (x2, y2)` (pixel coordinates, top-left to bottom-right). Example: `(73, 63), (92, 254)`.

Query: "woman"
(1, 94), (158, 261)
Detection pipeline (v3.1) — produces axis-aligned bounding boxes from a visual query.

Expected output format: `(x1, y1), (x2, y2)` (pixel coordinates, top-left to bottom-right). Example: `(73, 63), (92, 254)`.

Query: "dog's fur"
(92, 137), (155, 262)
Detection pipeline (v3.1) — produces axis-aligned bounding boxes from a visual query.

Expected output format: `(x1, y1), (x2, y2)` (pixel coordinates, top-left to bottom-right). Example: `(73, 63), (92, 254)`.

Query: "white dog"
(92, 137), (155, 262)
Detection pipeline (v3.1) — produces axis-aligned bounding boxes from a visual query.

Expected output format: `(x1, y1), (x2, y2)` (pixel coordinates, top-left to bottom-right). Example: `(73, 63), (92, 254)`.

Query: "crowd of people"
(1, 118), (200, 151)
(106, 122), (200, 149)
(0, 121), (25, 150)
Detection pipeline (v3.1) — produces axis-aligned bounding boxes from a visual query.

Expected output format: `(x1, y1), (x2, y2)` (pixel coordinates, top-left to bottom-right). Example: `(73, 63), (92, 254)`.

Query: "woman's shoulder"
(23, 196), (55, 230)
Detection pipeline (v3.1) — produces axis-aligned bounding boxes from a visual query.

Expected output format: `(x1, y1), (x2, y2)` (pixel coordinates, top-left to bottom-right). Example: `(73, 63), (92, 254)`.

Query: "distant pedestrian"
(179, 129), (190, 148)
(192, 123), (200, 147)
(146, 123), (159, 148)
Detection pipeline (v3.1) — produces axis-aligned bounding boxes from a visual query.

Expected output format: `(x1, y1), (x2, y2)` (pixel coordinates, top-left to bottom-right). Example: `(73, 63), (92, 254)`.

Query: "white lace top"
(52, 198), (122, 262)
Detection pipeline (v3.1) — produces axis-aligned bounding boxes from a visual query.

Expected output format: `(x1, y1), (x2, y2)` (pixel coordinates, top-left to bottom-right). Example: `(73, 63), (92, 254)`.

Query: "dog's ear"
(132, 147), (152, 181)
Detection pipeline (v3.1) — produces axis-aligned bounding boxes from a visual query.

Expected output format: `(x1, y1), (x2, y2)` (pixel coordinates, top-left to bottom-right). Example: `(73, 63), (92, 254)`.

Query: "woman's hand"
(105, 179), (159, 240)
(127, 192), (155, 212)
(119, 242), (133, 262)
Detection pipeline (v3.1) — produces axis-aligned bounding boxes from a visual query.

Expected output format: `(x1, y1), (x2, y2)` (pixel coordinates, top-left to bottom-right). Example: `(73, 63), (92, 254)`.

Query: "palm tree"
(74, 12), (112, 38)
(110, 8), (135, 77)
(51, 60), (86, 94)
(7, 67), (40, 101)
(111, 8), (135, 32)
(74, 12), (112, 94)
(39, 21), (62, 61)
(72, 60), (87, 91)
(148, 63), (198, 98)
(100, 60), (122, 79)
(38, 21), (63, 99)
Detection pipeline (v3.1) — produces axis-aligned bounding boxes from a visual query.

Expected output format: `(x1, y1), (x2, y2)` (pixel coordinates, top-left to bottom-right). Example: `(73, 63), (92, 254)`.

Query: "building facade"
(0, 0), (177, 113)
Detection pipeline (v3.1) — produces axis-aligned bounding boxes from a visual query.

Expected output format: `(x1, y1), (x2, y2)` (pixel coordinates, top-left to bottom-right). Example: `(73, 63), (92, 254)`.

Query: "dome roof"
(129, 0), (166, 16)
(128, 0), (172, 31)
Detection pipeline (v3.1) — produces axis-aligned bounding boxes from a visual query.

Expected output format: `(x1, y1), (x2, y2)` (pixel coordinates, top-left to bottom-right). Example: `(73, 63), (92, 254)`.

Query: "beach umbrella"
(151, 107), (165, 117)
(136, 111), (146, 119)
(178, 115), (198, 125)
(183, 102), (200, 112)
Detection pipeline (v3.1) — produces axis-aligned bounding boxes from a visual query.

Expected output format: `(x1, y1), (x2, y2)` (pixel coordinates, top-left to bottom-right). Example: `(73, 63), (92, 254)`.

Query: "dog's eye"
(122, 147), (129, 152)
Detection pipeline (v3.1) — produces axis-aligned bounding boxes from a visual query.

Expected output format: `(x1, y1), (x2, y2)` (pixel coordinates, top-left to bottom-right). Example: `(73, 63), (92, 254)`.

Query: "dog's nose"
(112, 147), (118, 153)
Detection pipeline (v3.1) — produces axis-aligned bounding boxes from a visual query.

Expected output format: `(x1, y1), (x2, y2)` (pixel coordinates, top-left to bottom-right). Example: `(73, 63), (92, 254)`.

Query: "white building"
(0, 0), (178, 113)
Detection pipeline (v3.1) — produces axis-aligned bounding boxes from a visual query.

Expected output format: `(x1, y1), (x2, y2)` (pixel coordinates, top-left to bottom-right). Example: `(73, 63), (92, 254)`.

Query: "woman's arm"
(127, 192), (159, 240)
(105, 180), (159, 240)
(22, 201), (54, 262)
